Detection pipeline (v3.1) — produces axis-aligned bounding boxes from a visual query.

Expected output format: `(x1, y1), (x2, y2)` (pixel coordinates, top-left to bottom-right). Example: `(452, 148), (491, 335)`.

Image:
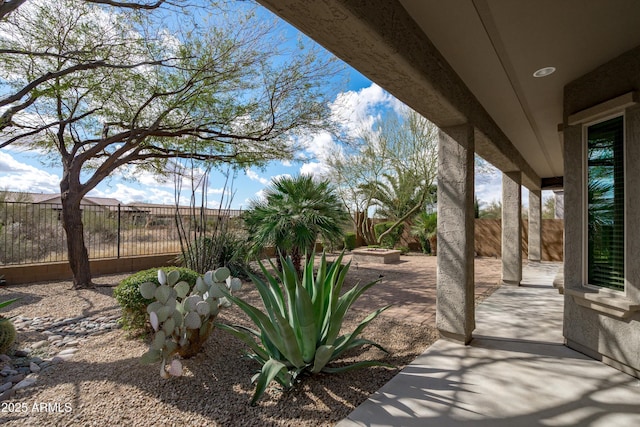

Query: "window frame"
(582, 112), (626, 295)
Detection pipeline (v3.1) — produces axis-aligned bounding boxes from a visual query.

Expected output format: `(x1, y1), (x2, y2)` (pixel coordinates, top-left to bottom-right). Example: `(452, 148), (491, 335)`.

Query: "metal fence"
(0, 201), (243, 265)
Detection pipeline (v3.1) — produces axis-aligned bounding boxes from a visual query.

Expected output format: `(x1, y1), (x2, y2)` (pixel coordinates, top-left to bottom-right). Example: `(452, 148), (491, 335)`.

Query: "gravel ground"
(0, 254), (501, 426)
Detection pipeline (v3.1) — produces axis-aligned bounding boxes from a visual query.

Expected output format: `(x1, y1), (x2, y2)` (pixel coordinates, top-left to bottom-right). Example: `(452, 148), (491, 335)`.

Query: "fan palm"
(244, 175), (349, 274)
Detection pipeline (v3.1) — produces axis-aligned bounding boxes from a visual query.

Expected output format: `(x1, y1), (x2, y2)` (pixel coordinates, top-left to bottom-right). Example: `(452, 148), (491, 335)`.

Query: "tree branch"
(0, 0), (26, 21)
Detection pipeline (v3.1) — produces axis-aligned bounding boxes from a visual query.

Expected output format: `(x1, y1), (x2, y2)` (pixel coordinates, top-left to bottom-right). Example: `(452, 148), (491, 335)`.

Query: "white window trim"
(571, 112), (640, 319)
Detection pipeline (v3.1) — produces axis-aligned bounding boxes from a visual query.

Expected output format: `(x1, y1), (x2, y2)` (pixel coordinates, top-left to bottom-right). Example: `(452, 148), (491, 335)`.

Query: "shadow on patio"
(337, 262), (640, 427)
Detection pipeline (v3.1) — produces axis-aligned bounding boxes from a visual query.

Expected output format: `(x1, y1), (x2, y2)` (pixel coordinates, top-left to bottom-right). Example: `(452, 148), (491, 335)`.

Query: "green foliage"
(343, 232), (357, 251)
(326, 108), (438, 245)
(218, 251), (391, 405)
(0, 318), (16, 354)
(0, 297), (19, 354)
(244, 175), (349, 274)
(410, 212), (437, 254)
(0, 1), (341, 287)
(139, 267), (242, 378)
(0, 297), (19, 310)
(373, 222), (404, 249)
(178, 232), (252, 278)
(397, 246), (410, 255)
(114, 267), (199, 331)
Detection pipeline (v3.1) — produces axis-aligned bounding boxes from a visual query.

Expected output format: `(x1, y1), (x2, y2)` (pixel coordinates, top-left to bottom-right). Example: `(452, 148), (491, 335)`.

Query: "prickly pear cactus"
(0, 317), (16, 354)
(139, 267), (242, 378)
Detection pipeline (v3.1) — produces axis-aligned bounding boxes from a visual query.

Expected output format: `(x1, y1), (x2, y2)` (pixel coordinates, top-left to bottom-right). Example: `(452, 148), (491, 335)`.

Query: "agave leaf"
(280, 256), (299, 325)
(332, 305), (390, 358)
(301, 251), (315, 300)
(294, 281), (317, 364)
(251, 358), (288, 405)
(311, 344), (334, 373)
(271, 309), (305, 368)
(0, 297), (20, 310)
(332, 338), (389, 359)
(247, 270), (285, 320)
(223, 293), (289, 361)
(325, 279), (382, 345)
(321, 359), (394, 374)
(216, 323), (269, 361)
(258, 261), (286, 307)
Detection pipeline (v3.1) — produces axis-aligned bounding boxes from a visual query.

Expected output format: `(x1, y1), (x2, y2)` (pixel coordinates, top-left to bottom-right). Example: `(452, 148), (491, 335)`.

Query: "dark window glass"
(587, 116), (624, 290)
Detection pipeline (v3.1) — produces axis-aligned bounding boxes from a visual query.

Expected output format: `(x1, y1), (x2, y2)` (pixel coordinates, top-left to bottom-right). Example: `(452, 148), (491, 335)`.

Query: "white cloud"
(329, 83), (405, 138)
(89, 183), (176, 205)
(281, 160), (292, 167)
(300, 162), (330, 178)
(0, 152), (60, 193)
(245, 168), (269, 185)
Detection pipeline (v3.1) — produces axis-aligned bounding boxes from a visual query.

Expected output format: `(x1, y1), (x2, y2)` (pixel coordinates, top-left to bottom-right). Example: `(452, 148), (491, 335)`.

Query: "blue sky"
(0, 2), (519, 211)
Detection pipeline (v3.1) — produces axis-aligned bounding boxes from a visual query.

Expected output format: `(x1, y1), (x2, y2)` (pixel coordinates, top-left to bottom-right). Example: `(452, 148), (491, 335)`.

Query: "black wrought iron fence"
(0, 201), (243, 265)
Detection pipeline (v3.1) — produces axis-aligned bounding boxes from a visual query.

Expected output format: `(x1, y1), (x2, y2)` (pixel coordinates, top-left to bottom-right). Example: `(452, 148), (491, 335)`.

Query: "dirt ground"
(0, 254), (502, 426)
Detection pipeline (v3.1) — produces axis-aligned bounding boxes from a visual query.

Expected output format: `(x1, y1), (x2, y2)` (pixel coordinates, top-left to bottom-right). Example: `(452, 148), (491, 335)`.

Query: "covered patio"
(338, 262), (640, 426)
(256, 0), (640, 424)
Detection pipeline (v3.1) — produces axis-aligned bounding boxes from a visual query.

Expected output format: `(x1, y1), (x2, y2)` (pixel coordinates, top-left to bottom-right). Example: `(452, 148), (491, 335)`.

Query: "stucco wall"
(563, 45), (640, 377)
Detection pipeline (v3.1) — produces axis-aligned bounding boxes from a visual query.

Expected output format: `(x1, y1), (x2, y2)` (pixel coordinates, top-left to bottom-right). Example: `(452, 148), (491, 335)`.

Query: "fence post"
(117, 204), (121, 259)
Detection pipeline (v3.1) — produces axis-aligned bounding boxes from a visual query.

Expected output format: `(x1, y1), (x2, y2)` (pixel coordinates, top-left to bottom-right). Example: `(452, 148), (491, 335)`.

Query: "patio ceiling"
(257, 0), (640, 190)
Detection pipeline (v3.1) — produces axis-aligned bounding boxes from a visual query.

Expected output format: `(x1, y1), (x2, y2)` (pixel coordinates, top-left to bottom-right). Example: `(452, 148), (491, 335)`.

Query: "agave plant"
(219, 251), (391, 404)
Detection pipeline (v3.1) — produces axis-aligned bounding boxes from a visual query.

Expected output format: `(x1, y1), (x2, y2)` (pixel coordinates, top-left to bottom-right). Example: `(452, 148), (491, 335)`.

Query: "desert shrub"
(374, 222), (404, 249)
(397, 245), (410, 255)
(219, 252), (391, 404)
(343, 232), (357, 251)
(82, 209), (118, 243)
(178, 231), (252, 278)
(114, 267), (199, 331)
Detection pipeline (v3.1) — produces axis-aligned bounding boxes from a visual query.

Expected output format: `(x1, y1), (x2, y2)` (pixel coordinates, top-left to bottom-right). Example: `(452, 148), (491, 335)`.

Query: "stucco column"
(528, 189), (542, 262)
(502, 172), (522, 285)
(436, 124), (475, 345)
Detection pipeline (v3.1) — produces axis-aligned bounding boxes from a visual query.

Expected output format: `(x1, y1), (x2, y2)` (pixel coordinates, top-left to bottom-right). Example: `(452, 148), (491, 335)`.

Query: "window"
(586, 115), (624, 291)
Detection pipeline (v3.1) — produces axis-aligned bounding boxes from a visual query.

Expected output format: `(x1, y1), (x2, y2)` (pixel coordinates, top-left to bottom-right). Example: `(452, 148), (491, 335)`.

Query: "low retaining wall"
(351, 248), (401, 264)
(0, 254), (178, 285)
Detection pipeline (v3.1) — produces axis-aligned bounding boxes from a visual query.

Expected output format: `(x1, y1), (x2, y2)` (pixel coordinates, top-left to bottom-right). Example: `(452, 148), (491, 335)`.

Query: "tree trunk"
(61, 193), (93, 289)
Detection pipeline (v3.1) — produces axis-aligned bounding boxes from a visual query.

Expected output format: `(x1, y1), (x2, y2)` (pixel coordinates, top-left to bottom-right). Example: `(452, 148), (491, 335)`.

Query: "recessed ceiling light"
(533, 67), (556, 78)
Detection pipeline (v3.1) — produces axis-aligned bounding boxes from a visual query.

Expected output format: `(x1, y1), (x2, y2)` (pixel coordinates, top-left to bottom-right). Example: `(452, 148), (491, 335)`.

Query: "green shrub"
(114, 267), (199, 331)
(343, 232), (357, 251)
(397, 245), (410, 255)
(373, 222), (404, 249)
(218, 251), (391, 405)
(178, 232), (252, 278)
(411, 212), (437, 254)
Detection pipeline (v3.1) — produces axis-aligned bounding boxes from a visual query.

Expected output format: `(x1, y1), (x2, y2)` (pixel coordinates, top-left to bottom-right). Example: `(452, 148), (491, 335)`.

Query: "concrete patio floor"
(337, 262), (640, 427)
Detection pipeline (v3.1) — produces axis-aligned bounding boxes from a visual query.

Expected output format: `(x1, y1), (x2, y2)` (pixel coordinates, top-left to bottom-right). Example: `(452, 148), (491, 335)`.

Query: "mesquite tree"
(0, 0), (340, 288)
